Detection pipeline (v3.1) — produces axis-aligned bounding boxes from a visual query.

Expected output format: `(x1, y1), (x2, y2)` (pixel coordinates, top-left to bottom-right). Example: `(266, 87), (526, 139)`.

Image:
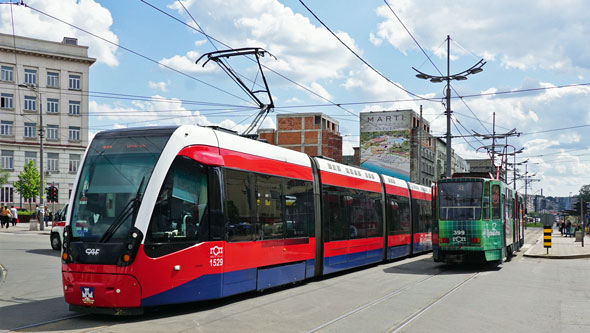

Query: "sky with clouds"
(1, 0), (589, 197)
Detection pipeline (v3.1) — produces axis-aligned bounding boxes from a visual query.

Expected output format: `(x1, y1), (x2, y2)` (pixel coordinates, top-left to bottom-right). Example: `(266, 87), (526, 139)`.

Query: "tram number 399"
(452, 230), (467, 243)
(209, 258), (223, 267)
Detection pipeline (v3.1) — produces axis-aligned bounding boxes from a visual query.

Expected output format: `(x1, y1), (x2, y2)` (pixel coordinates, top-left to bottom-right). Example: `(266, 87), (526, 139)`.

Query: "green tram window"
(491, 184), (501, 219)
(438, 181), (483, 221)
(482, 182), (490, 220)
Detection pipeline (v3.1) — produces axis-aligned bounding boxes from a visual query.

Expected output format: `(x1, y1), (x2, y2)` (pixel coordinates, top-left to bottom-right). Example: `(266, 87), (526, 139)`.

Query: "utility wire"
(19, 1), (255, 106)
(383, 0), (490, 133)
(298, 0), (436, 104)
(451, 117), (479, 150)
(140, 0), (359, 118)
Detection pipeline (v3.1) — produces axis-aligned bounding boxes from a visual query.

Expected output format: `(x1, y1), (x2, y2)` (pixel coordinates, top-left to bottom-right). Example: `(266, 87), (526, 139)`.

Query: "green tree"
(14, 160), (41, 210)
(579, 185), (590, 203)
(0, 169), (9, 187)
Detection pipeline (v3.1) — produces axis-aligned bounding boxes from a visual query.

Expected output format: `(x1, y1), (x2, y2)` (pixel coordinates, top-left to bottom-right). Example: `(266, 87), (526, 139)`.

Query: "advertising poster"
(360, 111), (412, 180)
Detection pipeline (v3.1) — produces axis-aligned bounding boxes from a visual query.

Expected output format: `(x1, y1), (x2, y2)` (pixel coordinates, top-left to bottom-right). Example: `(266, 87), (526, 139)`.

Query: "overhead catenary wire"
(140, 0), (360, 118)
(298, 0), (437, 104)
(383, 0), (490, 134)
(18, 1), (256, 106)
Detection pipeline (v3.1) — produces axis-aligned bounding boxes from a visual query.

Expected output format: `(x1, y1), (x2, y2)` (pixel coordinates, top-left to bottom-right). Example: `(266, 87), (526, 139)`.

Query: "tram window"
(208, 167), (224, 240)
(388, 195), (411, 235)
(482, 182), (490, 220)
(225, 169), (255, 242)
(284, 179), (313, 238)
(322, 185), (383, 241)
(412, 199), (432, 233)
(438, 182), (482, 220)
(323, 185), (349, 241)
(146, 156), (209, 248)
(255, 174), (284, 240)
(354, 191), (382, 238)
(491, 184), (501, 219)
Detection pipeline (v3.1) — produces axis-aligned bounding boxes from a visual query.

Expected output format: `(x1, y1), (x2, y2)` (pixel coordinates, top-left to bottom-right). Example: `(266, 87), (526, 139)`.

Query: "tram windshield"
(70, 129), (173, 242)
(438, 181), (483, 221)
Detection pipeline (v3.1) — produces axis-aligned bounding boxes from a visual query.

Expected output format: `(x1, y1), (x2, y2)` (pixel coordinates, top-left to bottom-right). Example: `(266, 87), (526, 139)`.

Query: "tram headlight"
(61, 225), (72, 264)
(116, 227), (143, 267)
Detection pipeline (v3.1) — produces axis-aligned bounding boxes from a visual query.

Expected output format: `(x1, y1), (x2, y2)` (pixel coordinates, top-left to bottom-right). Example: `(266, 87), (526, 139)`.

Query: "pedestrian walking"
(1, 205), (12, 228)
(560, 221), (565, 236)
(44, 206), (50, 227)
(10, 205), (17, 226)
(34, 204), (40, 220)
(566, 220), (572, 237)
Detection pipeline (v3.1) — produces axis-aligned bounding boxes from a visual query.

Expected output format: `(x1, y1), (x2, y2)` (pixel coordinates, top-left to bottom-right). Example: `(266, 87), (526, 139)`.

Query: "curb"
(523, 253), (590, 259)
(523, 234), (590, 259)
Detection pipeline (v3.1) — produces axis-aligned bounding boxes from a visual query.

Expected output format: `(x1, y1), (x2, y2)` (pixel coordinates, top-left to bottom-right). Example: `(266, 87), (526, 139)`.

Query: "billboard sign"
(360, 110), (412, 180)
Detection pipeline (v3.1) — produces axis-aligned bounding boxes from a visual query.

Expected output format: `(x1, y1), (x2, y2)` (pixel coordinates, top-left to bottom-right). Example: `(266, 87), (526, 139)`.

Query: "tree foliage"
(0, 169), (9, 187)
(14, 160), (41, 209)
(579, 185), (590, 203)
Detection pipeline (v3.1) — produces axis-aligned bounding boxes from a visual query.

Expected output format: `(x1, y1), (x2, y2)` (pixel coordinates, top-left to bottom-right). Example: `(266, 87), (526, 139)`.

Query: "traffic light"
(45, 186), (58, 202)
(46, 186), (51, 202)
(572, 201), (580, 213)
(51, 186), (58, 202)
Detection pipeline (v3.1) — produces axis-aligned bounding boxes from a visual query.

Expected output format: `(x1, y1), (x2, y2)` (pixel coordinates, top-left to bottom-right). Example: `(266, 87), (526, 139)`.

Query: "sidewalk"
(524, 227), (590, 259)
(0, 222), (51, 236)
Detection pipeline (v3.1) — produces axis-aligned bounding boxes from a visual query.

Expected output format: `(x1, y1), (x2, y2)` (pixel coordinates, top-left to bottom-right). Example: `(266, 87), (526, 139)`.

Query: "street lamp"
(18, 83), (44, 231)
(413, 35), (485, 178)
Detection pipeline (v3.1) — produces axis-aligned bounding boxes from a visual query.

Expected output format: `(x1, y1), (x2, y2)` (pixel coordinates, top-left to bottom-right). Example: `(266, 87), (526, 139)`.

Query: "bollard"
(29, 219), (39, 231)
(543, 227), (552, 254)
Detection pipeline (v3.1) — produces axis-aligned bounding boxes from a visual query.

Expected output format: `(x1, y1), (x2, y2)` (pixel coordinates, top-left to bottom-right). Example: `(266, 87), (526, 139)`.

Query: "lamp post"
(18, 83), (44, 231)
(413, 35), (485, 178)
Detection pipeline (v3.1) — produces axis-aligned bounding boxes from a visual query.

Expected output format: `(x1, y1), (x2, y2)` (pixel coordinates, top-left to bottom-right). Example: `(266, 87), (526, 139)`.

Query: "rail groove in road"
(8, 313), (88, 332)
(307, 272), (443, 332)
(390, 272), (480, 332)
(308, 266), (480, 333)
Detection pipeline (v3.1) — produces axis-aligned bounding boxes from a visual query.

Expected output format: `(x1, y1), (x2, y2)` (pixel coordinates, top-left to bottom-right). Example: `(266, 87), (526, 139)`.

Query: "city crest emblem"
(81, 286), (95, 305)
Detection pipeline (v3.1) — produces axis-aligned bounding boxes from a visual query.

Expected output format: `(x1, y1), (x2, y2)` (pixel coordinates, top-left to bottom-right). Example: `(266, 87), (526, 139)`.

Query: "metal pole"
(504, 137), (508, 183)
(418, 105), (422, 184)
(578, 196), (584, 247)
(513, 153), (517, 190)
(445, 35), (452, 178)
(38, 88), (44, 231)
(491, 112), (496, 176)
(524, 164), (529, 214)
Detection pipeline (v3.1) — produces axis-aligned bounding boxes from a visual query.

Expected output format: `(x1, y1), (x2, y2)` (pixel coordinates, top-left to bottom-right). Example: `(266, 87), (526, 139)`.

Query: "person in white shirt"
(10, 205), (18, 226)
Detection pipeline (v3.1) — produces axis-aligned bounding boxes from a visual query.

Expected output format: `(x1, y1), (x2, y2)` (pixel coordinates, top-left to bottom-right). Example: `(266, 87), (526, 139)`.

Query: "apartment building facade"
(0, 33), (95, 207)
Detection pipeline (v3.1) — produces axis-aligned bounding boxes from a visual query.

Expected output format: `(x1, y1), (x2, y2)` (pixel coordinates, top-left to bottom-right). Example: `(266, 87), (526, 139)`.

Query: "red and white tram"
(61, 125), (432, 314)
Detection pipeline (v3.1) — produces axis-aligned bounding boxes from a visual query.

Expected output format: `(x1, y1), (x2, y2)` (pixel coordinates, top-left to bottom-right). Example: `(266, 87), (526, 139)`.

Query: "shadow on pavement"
(27, 249), (61, 258)
(383, 258), (501, 275)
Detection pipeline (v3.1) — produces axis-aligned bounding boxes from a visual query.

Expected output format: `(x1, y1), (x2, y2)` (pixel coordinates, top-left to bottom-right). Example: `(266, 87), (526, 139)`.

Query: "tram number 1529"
(209, 258), (223, 267)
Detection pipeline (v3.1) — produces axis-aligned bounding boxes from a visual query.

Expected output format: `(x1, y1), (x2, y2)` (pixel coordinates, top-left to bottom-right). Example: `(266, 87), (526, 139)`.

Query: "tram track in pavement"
(308, 265), (481, 333)
(6, 313), (89, 332)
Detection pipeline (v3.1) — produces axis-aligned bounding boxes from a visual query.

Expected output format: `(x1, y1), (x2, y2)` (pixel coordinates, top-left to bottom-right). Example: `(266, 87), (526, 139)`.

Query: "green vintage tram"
(433, 177), (525, 264)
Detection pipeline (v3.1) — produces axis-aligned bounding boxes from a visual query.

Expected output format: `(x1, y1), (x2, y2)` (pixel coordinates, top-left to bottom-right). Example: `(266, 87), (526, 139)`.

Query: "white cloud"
(368, 32), (382, 46)
(373, 0), (590, 75)
(170, 0), (359, 87)
(159, 50), (217, 74)
(148, 80), (170, 92)
(0, 0), (119, 66)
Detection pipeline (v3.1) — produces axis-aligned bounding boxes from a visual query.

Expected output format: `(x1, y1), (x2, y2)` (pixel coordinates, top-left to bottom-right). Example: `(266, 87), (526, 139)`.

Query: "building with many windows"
(258, 112), (343, 162)
(0, 33), (95, 207)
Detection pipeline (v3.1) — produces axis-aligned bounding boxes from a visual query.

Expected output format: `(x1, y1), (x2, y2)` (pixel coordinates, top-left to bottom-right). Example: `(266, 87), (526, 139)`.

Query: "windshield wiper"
(99, 176), (145, 243)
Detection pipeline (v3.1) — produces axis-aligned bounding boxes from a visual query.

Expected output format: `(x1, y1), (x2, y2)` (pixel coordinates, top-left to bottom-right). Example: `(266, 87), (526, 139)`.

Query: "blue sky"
(1, 0), (589, 197)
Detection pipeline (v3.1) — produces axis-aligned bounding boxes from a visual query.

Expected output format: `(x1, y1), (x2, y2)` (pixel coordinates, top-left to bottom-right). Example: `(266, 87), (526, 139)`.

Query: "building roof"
(0, 33), (96, 65)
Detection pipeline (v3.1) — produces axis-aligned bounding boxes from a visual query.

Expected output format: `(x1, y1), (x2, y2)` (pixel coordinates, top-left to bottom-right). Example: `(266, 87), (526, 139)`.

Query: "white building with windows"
(0, 33), (95, 208)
